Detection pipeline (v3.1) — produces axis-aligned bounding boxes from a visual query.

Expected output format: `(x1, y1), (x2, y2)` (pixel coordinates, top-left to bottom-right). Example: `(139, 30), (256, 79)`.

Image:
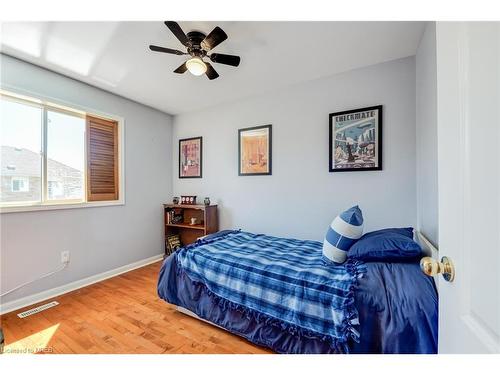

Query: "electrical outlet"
(61, 251), (70, 264)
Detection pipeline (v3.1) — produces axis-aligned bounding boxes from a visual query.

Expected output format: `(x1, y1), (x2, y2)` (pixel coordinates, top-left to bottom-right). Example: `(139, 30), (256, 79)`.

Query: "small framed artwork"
(238, 124), (272, 176)
(329, 105), (382, 172)
(179, 137), (202, 178)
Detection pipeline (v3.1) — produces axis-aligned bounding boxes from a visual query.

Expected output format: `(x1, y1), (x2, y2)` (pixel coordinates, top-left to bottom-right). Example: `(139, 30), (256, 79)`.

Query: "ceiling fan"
(149, 21), (241, 80)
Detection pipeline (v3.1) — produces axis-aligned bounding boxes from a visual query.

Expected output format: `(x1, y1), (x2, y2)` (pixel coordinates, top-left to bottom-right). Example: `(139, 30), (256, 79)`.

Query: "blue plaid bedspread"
(173, 231), (366, 351)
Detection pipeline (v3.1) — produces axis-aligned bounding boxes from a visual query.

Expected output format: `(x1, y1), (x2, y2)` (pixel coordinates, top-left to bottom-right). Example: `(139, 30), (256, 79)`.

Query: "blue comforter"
(157, 230), (437, 354)
(352, 261), (438, 353)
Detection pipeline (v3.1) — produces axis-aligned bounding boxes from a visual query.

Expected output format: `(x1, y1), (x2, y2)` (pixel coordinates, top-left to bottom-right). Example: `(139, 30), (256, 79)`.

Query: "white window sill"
(0, 199), (125, 214)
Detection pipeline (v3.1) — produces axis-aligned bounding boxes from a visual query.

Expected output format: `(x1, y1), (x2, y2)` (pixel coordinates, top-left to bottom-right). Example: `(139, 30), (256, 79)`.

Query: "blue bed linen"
(158, 231), (366, 353)
(159, 255), (340, 353)
(352, 262), (438, 354)
(348, 229), (422, 262)
(157, 231), (438, 354)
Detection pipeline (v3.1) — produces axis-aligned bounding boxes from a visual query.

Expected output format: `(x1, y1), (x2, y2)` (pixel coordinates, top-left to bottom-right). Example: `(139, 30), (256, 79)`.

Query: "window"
(11, 177), (29, 192)
(48, 180), (63, 199)
(0, 98), (42, 203)
(47, 110), (85, 201)
(0, 91), (121, 211)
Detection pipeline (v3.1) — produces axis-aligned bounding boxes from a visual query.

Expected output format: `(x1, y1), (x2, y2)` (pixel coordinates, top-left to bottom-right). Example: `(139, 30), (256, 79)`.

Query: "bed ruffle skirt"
(157, 253), (366, 354)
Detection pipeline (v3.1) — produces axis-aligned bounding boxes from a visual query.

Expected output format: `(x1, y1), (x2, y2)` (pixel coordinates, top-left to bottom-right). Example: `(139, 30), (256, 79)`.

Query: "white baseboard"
(0, 254), (164, 315)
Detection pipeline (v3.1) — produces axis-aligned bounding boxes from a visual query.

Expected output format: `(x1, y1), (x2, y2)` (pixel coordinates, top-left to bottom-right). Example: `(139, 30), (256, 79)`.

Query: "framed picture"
(179, 137), (202, 178)
(329, 105), (382, 172)
(238, 125), (272, 176)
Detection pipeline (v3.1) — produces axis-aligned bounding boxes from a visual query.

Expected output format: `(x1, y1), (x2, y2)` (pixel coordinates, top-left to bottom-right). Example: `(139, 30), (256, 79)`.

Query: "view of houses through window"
(11, 176), (29, 192)
(0, 93), (85, 205)
(47, 109), (85, 200)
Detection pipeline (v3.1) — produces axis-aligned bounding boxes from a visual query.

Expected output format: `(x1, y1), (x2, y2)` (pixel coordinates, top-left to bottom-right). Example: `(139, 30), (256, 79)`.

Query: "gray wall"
(0, 55), (173, 303)
(173, 57), (417, 240)
(416, 23), (439, 245)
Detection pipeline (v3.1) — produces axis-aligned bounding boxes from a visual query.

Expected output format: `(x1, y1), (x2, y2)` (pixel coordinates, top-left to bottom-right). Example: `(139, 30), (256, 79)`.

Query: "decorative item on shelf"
(166, 206), (184, 224)
(165, 234), (182, 257)
(173, 196), (180, 204)
(204, 197), (211, 206)
(181, 195), (197, 205)
(172, 212), (183, 224)
(190, 217), (198, 225)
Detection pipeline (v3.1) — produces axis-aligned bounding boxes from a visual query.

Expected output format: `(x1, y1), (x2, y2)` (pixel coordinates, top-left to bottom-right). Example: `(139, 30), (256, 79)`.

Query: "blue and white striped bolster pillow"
(322, 206), (364, 264)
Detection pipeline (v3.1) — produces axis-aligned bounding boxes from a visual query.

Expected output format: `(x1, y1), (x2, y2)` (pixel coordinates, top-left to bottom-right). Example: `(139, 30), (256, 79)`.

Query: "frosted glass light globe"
(186, 57), (207, 76)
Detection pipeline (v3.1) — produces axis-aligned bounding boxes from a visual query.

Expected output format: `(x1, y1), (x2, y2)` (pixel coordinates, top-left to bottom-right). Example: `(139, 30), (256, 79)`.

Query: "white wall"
(416, 22), (439, 245)
(173, 57), (417, 240)
(0, 55), (173, 305)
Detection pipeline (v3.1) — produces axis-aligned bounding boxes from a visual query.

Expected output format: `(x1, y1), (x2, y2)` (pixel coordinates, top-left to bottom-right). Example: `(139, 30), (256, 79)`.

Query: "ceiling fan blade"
(149, 45), (186, 55)
(201, 26), (227, 51)
(164, 21), (190, 47)
(205, 62), (219, 80)
(210, 53), (241, 67)
(173, 62), (188, 74)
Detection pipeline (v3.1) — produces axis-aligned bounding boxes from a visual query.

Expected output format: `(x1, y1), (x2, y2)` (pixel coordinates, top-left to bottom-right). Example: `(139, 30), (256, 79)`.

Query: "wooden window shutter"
(86, 116), (119, 201)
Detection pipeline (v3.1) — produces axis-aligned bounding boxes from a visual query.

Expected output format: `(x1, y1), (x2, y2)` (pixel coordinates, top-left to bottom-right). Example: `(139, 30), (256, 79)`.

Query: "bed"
(157, 230), (437, 354)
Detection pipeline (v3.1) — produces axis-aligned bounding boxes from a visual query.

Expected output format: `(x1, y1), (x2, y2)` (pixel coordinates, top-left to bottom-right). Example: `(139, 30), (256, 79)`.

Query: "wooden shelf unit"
(164, 203), (218, 254)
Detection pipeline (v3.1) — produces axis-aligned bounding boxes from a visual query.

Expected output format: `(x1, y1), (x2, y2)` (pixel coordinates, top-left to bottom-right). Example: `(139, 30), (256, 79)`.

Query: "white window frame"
(11, 177), (30, 192)
(0, 87), (125, 213)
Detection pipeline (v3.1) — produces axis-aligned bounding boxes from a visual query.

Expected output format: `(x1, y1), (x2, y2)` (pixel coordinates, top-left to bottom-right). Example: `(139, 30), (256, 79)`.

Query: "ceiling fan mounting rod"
(186, 31), (209, 58)
(186, 31), (207, 45)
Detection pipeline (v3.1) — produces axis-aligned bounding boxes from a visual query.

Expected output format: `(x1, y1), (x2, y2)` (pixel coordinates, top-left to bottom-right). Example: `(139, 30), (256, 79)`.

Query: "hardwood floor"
(0, 261), (272, 354)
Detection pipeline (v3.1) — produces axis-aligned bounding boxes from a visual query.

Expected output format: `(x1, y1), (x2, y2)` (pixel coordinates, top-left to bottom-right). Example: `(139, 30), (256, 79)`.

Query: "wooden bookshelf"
(163, 203), (218, 255)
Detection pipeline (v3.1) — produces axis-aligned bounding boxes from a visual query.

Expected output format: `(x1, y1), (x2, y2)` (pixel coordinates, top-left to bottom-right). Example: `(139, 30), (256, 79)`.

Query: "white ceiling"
(0, 21), (425, 115)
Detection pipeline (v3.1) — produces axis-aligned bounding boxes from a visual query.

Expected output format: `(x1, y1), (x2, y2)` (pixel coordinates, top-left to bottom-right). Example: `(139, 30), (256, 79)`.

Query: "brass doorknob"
(420, 256), (455, 282)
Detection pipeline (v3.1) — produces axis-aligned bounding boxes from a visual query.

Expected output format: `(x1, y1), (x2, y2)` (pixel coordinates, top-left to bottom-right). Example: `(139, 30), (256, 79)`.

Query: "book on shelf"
(166, 207), (184, 225)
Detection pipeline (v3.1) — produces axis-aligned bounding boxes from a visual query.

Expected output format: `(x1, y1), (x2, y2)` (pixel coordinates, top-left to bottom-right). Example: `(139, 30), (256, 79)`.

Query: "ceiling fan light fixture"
(186, 57), (207, 76)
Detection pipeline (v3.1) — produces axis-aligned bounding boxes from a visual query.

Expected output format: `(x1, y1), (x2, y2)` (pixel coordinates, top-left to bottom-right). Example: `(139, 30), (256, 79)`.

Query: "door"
(436, 21), (500, 353)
